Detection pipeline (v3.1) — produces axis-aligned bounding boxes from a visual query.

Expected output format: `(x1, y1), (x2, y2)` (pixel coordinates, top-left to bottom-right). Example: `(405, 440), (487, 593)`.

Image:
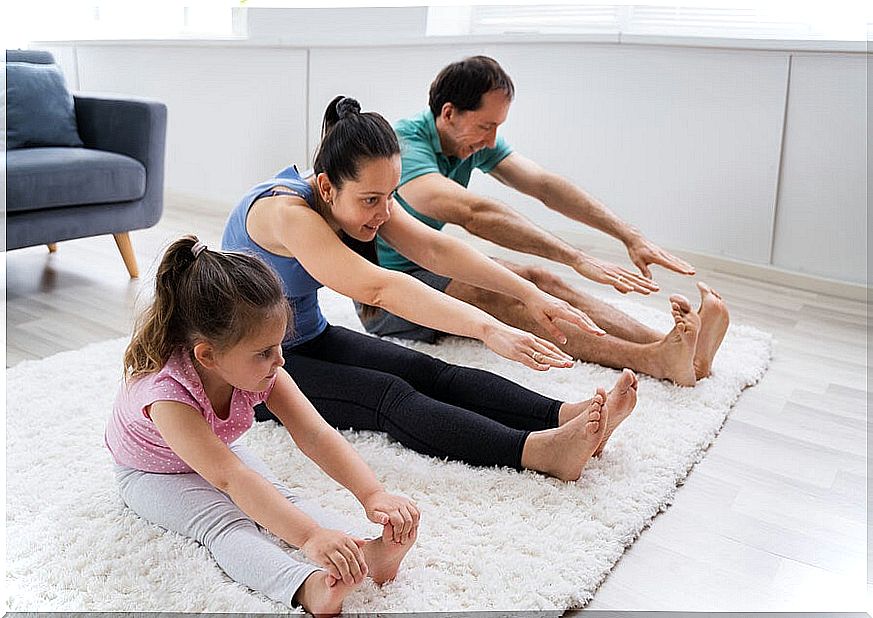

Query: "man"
(361, 56), (729, 386)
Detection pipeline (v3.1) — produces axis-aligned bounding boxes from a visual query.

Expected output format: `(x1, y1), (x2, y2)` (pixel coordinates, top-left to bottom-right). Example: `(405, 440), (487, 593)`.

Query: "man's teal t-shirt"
(376, 108), (513, 273)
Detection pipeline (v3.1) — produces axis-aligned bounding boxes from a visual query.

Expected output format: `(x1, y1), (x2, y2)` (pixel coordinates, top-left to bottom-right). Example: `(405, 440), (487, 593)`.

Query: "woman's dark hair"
(313, 95), (400, 189)
(123, 235), (291, 379)
(428, 55), (515, 118)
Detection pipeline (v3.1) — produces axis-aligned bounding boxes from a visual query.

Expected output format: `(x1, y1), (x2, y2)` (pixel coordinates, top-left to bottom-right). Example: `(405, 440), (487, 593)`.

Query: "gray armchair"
(5, 50), (167, 277)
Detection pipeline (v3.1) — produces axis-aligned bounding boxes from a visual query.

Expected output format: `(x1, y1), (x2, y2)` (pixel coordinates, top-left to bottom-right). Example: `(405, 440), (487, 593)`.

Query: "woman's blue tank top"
(221, 165), (328, 347)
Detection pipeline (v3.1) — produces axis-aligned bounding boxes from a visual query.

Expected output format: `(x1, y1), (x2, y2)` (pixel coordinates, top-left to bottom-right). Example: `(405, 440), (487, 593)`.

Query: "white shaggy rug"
(6, 288), (773, 612)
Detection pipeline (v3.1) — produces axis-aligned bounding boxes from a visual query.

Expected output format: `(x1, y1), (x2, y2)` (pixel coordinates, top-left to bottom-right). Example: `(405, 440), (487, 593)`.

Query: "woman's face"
(320, 155), (401, 242)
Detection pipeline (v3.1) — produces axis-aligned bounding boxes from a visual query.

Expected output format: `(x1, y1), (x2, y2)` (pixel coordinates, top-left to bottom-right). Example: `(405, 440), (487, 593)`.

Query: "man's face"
(439, 89), (511, 160)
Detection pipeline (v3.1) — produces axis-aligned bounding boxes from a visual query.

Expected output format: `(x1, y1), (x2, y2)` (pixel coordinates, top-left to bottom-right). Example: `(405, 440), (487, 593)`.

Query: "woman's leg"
(291, 326), (562, 432)
(283, 350), (530, 468)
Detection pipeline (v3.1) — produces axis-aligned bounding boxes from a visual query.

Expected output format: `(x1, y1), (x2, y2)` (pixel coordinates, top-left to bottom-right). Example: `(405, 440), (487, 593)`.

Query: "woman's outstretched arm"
(264, 200), (573, 371)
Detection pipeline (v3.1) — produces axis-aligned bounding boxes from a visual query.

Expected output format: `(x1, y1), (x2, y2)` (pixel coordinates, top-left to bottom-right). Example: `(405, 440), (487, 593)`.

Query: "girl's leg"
(230, 444), (414, 584)
(291, 326), (562, 432)
(115, 464), (320, 608)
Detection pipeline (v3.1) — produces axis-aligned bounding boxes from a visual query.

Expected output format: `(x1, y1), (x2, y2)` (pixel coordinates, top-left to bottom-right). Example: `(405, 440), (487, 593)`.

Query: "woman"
(222, 96), (638, 481)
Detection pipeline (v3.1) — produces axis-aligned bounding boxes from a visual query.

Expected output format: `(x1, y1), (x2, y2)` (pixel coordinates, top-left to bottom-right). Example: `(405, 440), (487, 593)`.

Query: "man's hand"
(362, 490), (420, 545)
(522, 289), (605, 342)
(626, 236), (695, 279)
(573, 254), (660, 295)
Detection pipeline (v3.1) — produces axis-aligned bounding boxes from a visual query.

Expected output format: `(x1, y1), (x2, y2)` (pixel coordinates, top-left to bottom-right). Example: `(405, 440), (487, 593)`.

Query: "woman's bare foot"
(361, 526), (417, 584)
(522, 394), (607, 481)
(693, 282), (730, 380)
(593, 369), (638, 456)
(650, 294), (699, 387)
(294, 570), (360, 617)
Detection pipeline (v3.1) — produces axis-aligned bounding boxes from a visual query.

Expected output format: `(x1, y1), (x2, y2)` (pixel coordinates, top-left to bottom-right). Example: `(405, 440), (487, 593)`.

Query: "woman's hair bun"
(336, 97), (361, 119)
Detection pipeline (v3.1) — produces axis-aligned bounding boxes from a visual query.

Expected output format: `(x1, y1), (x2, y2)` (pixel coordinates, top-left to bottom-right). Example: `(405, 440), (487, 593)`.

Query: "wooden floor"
(3, 194), (870, 612)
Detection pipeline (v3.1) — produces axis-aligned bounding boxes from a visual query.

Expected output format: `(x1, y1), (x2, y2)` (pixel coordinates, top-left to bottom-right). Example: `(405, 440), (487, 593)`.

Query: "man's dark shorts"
(354, 267), (452, 344)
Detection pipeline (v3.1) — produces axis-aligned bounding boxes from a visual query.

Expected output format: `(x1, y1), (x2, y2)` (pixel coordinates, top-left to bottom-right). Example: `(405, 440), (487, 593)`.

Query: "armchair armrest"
(73, 93), (167, 227)
(74, 93), (166, 172)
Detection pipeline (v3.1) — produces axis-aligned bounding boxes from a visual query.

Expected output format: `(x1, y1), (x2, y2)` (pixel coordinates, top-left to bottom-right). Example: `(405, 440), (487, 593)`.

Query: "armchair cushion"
(6, 62), (83, 149)
(6, 147), (146, 213)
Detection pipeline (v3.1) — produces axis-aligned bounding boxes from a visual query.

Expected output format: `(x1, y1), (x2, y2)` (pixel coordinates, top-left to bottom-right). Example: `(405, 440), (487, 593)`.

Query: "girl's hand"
(301, 527), (369, 586)
(481, 323), (575, 371)
(363, 490), (420, 545)
(522, 289), (605, 342)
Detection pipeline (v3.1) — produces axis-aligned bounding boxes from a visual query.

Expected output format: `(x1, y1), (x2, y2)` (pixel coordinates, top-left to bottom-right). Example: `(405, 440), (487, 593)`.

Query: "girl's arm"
(149, 400), (370, 583)
(261, 200), (572, 371)
(379, 202), (604, 340)
(266, 370), (419, 544)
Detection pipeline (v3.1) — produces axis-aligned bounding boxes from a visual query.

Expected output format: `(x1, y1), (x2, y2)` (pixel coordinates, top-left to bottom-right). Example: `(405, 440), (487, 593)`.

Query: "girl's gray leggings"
(115, 442), (362, 608)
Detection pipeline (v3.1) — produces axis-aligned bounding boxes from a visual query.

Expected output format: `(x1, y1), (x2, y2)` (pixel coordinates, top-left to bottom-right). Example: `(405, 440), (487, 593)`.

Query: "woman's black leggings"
(256, 325), (562, 469)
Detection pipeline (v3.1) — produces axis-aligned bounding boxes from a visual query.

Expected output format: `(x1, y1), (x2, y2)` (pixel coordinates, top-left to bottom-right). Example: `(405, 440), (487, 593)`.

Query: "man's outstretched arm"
(397, 171), (657, 295)
(490, 153), (696, 280)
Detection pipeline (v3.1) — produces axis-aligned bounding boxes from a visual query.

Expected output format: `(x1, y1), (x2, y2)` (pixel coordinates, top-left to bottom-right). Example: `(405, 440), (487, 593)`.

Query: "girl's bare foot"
(522, 393), (607, 481)
(294, 570), (359, 617)
(652, 294), (699, 387)
(593, 368), (638, 456)
(693, 282), (730, 380)
(362, 526), (417, 584)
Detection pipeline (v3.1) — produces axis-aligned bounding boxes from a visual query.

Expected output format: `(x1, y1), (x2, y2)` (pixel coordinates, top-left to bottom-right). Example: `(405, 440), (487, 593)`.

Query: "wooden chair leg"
(113, 232), (140, 278)
(47, 243), (58, 253)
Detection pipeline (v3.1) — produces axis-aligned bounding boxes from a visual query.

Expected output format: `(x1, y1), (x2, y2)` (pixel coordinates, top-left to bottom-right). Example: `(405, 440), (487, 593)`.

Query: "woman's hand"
(362, 490), (420, 545)
(521, 289), (605, 343)
(301, 527), (369, 587)
(481, 322), (575, 371)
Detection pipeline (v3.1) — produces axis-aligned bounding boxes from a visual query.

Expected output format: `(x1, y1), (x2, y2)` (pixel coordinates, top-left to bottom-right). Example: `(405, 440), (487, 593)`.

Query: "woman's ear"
(316, 172), (333, 204)
(192, 341), (218, 369)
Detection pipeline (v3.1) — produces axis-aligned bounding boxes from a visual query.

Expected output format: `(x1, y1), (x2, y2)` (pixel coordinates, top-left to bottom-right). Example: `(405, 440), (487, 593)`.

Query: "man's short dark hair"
(428, 56), (515, 118)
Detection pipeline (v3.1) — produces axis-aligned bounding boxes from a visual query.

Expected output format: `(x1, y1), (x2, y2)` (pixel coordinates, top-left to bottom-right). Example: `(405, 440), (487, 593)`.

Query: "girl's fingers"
(330, 552), (352, 585)
(346, 539), (368, 580)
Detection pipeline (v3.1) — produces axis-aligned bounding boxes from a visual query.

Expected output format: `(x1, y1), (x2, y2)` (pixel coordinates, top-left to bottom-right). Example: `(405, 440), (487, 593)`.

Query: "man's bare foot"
(294, 570), (359, 617)
(522, 393), (607, 481)
(650, 294), (699, 387)
(693, 282), (730, 380)
(593, 369), (638, 456)
(361, 526), (417, 585)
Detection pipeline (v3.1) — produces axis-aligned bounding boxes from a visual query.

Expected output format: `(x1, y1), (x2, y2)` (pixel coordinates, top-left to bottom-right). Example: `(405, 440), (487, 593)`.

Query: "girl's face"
(209, 310), (287, 392)
(319, 155), (401, 242)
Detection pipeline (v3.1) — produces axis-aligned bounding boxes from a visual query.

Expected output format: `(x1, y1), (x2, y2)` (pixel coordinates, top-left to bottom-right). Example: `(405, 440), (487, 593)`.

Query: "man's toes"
(670, 294), (692, 312)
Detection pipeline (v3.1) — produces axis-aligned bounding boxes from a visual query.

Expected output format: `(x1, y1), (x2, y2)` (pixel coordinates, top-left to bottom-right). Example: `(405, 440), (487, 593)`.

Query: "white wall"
(41, 39), (868, 285)
(70, 45), (309, 208)
(771, 53), (867, 283)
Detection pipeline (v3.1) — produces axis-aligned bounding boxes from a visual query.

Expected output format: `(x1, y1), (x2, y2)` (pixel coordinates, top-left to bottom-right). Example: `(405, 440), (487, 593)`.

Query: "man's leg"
(493, 259), (730, 380)
(493, 258), (663, 344)
(444, 265), (700, 386)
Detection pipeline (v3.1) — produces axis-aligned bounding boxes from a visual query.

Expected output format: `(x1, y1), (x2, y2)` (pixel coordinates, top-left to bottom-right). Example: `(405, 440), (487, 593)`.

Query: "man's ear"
(192, 341), (218, 369)
(441, 102), (455, 122)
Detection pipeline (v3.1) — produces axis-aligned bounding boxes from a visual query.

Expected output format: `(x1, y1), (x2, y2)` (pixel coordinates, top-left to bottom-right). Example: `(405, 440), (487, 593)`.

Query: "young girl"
(222, 96), (640, 481)
(106, 236), (419, 615)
